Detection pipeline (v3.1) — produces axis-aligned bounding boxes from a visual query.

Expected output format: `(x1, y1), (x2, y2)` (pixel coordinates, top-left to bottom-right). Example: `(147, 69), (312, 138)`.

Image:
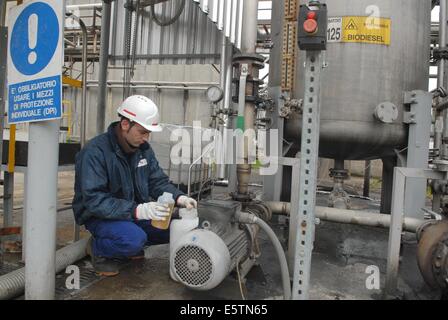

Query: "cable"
(130, 0), (141, 80)
(151, 0), (185, 27)
(236, 258), (246, 300)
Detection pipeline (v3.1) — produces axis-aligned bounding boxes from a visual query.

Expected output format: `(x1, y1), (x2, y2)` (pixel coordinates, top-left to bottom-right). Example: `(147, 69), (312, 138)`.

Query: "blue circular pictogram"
(10, 2), (59, 76)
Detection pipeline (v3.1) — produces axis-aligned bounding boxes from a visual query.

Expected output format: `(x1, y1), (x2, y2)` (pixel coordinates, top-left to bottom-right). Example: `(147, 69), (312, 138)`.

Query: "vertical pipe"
(0, 0), (6, 26)
(69, 14), (88, 242)
(25, 121), (60, 300)
(79, 18), (88, 148)
(219, 34), (227, 102)
(221, 40), (233, 181)
(334, 159), (344, 170)
(442, 0), (448, 158)
(381, 157), (397, 214)
(218, 35), (232, 179)
(363, 160), (371, 198)
(236, 0), (258, 195)
(0, 1), (8, 227)
(241, 0), (258, 54)
(216, 34), (227, 179)
(436, 0), (447, 154)
(96, 0), (112, 135)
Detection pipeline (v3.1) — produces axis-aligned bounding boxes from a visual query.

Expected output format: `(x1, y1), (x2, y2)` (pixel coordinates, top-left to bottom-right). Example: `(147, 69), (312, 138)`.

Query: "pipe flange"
(433, 159), (448, 172)
(243, 201), (273, 222)
(231, 192), (256, 202)
(233, 53), (266, 65)
(374, 102), (398, 123)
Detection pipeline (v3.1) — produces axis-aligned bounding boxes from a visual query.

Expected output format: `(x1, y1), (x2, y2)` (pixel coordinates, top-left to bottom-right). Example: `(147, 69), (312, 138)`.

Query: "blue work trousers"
(85, 218), (170, 258)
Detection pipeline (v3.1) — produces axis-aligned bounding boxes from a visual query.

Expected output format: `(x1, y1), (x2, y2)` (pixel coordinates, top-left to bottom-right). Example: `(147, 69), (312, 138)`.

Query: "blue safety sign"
(7, 0), (63, 124)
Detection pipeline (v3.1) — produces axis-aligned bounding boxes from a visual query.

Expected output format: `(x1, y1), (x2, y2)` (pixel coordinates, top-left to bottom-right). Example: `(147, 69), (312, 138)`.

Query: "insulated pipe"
(96, 0), (113, 135)
(265, 202), (425, 233)
(0, 238), (89, 300)
(236, 212), (291, 300)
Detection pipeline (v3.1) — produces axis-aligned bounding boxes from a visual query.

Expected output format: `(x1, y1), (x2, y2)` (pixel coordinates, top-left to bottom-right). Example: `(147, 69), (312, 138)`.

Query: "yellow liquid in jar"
(150, 203), (174, 230)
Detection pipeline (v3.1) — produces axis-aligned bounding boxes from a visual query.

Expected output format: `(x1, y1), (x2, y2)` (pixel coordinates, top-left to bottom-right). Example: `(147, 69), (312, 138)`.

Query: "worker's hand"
(135, 202), (170, 221)
(176, 195), (197, 209)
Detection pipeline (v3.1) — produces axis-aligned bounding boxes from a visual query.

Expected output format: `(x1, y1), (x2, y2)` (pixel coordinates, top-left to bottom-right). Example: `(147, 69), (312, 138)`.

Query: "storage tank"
(283, 0), (431, 160)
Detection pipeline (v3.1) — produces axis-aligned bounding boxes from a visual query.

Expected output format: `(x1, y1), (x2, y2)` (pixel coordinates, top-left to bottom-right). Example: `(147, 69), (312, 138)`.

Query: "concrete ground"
(0, 171), (444, 300)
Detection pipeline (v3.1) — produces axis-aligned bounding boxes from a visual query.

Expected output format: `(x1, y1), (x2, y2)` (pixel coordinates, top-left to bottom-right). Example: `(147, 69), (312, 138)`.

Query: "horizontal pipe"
(83, 84), (210, 91)
(213, 179), (262, 188)
(66, 3), (103, 10)
(0, 238), (89, 300)
(265, 202), (425, 233)
(87, 80), (219, 86)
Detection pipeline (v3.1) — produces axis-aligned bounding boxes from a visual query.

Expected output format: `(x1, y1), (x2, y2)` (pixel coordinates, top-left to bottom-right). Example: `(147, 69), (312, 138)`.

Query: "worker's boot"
(86, 237), (120, 277)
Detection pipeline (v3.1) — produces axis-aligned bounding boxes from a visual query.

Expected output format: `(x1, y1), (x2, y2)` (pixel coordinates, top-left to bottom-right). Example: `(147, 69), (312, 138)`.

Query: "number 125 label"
(327, 17), (342, 43)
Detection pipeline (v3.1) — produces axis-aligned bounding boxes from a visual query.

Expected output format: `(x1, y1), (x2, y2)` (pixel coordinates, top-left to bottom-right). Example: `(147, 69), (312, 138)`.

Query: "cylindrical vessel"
(284, 0), (431, 160)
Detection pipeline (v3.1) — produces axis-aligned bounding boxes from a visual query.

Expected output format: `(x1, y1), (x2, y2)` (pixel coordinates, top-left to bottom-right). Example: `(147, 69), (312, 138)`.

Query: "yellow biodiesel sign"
(327, 16), (391, 46)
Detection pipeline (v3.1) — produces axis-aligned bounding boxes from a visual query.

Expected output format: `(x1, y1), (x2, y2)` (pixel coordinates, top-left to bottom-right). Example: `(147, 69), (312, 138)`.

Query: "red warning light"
(307, 11), (317, 20)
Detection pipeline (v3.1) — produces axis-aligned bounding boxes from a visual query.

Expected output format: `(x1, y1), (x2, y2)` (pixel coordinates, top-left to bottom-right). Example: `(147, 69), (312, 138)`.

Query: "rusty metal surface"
(417, 220), (448, 289)
(0, 227), (21, 236)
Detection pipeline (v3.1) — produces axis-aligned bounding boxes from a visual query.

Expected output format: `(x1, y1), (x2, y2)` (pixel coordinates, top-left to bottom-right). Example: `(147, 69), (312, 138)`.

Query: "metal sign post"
(7, 0), (64, 299)
(292, 1), (327, 300)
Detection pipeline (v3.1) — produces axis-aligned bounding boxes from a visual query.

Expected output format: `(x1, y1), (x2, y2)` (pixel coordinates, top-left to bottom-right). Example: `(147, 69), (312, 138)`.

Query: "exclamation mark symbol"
(28, 14), (38, 64)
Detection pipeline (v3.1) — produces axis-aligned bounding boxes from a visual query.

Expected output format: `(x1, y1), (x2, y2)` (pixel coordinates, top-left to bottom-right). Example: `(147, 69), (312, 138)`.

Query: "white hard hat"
(117, 95), (162, 132)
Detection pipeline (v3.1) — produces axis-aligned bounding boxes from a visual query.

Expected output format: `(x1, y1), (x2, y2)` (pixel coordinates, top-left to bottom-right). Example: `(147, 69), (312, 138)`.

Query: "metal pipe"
(236, 0), (259, 196)
(0, 1), (8, 228)
(188, 145), (214, 196)
(96, 0), (113, 135)
(435, 0), (447, 153)
(24, 121), (60, 300)
(220, 41), (234, 180)
(68, 15), (88, 148)
(334, 159), (344, 170)
(0, 0), (6, 26)
(87, 80), (219, 86)
(67, 14), (88, 242)
(66, 3), (103, 11)
(0, 238), (89, 300)
(241, 0), (258, 54)
(363, 160), (371, 198)
(265, 202), (425, 233)
(217, 34), (229, 179)
(85, 84), (211, 90)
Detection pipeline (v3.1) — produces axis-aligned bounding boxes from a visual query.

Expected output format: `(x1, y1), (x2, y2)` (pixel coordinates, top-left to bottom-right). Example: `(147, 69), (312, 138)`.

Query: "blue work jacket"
(72, 122), (184, 225)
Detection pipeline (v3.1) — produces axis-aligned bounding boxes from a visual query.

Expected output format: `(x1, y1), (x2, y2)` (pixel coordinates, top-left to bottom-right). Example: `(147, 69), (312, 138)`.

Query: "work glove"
(176, 195), (197, 209)
(135, 202), (170, 221)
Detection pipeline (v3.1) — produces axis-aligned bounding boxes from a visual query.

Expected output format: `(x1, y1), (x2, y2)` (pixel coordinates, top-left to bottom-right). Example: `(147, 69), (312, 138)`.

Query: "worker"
(72, 95), (197, 276)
